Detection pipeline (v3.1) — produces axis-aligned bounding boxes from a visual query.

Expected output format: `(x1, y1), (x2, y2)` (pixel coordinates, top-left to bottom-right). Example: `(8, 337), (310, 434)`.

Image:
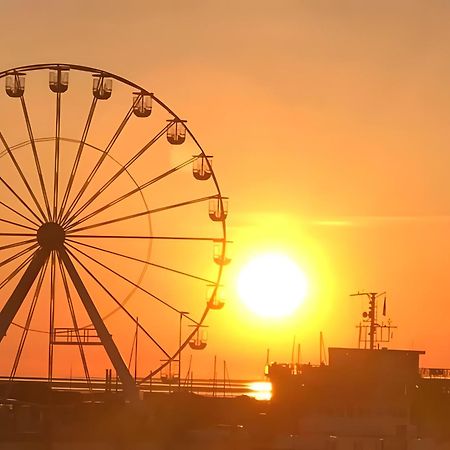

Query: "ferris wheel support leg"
(58, 247), (139, 402)
(0, 248), (49, 343)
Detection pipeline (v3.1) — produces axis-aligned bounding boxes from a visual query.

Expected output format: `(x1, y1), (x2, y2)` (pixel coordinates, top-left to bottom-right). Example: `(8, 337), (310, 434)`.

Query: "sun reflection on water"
(247, 381), (272, 401)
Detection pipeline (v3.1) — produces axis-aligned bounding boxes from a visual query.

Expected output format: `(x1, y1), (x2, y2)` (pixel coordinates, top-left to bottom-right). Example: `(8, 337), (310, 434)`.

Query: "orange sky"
(1, 1), (450, 379)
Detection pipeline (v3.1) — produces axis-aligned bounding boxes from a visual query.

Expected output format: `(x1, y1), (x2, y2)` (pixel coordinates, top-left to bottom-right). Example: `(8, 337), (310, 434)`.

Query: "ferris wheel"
(0, 64), (228, 400)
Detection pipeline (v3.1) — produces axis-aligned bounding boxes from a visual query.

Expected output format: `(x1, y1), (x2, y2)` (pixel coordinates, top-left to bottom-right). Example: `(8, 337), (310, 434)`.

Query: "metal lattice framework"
(0, 63), (228, 400)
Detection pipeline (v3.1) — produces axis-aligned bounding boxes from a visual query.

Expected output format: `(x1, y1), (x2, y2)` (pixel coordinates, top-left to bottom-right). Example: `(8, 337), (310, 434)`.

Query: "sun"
(237, 252), (308, 318)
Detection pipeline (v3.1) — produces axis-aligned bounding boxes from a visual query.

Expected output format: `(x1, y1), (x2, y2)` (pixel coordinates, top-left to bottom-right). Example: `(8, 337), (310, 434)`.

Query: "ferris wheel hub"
(37, 222), (65, 250)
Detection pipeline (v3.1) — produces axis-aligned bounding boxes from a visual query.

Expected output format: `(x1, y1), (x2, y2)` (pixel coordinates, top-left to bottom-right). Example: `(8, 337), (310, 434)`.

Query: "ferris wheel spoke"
(52, 92), (62, 221)
(0, 217), (36, 232)
(64, 245), (172, 358)
(0, 233), (35, 238)
(64, 123), (170, 228)
(67, 234), (220, 241)
(66, 238), (216, 284)
(56, 254), (91, 387)
(58, 97), (98, 222)
(19, 97), (52, 220)
(65, 242), (198, 326)
(0, 172), (44, 225)
(66, 195), (217, 234)
(0, 132), (48, 223)
(10, 259), (49, 380)
(0, 200), (40, 228)
(61, 102), (137, 226)
(0, 238), (36, 252)
(0, 243), (39, 270)
(67, 155), (196, 231)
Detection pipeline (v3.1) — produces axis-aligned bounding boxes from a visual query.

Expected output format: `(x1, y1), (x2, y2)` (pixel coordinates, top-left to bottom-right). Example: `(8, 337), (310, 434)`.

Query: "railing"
(420, 367), (450, 379)
(50, 327), (102, 345)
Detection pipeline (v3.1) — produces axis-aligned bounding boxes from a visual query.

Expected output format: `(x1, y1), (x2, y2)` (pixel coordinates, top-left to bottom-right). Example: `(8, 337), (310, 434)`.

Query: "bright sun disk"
(237, 252), (308, 318)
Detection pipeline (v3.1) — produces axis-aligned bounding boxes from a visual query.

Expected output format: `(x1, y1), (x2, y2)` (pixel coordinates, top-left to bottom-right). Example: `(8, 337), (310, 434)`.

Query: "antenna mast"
(350, 291), (396, 350)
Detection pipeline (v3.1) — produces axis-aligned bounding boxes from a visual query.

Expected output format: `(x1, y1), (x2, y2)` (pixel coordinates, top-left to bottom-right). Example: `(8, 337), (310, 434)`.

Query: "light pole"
(178, 311), (189, 389)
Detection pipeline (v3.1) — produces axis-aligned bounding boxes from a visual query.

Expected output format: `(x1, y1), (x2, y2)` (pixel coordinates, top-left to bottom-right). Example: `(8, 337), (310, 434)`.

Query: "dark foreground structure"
(0, 385), (269, 450)
(269, 347), (450, 449)
(3, 347), (450, 449)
